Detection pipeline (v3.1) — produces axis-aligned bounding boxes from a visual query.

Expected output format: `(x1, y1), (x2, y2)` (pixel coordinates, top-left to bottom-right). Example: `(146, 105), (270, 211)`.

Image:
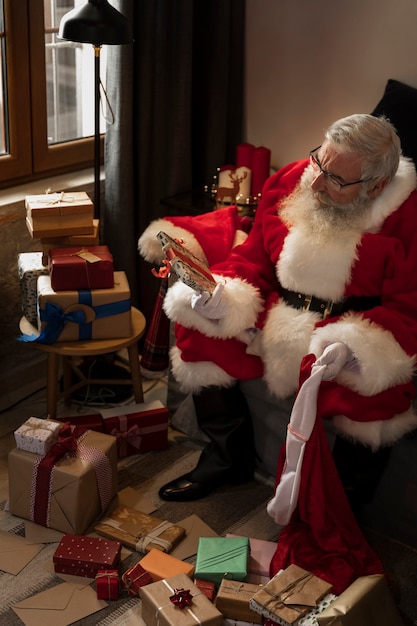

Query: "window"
(0, 0), (105, 189)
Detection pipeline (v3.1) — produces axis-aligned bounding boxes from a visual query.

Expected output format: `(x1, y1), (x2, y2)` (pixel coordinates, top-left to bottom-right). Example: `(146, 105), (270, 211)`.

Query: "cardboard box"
(95, 505), (186, 553)
(53, 534), (121, 578)
(8, 428), (118, 535)
(40, 219), (100, 264)
(317, 575), (404, 626)
(17, 252), (49, 326)
(100, 400), (169, 457)
(139, 548), (195, 581)
(49, 245), (114, 291)
(140, 573), (223, 626)
(14, 417), (61, 457)
(250, 565), (333, 625)
(194, 536), (250, 587)
(25, 191), (94, 239)
(37, 271), (132, 342)
(121, 561), (152, 597)
(215, 579), (263, 623)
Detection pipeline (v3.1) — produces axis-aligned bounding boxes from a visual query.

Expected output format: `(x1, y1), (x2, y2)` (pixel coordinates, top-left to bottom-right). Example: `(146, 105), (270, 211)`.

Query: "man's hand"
(191, 282), (227, 319)
(314, 341), (356, 380)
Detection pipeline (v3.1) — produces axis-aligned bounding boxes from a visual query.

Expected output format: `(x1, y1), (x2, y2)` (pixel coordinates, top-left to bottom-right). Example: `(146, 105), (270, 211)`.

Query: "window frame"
(0, 0), (97, 190)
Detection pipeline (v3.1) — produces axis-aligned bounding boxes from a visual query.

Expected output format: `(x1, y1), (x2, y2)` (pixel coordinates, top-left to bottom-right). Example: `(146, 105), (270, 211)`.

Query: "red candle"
(236, 142), (255, 169)
(251, 146), (271, 196)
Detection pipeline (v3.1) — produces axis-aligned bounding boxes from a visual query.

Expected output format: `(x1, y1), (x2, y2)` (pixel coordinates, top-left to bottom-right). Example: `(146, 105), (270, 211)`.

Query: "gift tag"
(76, 249), (102, 263)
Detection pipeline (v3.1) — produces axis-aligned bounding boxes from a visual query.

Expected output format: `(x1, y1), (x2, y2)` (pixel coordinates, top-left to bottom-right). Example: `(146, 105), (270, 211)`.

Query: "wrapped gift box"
(100, 400), (169, 457)
(25, 191), (94, 239)
(139, 548), (195, 581)
(194, 579), (216, 602)
(96, 569), (120, 600)
(8, 427), (118, 534)
(227, 533), (277, 580)
(14, 416), (61, 457)
(263, 594), (337, 626)
(17, 252), (49, 326)
(36, 271), (132, 342)
(40, 218), (100, 264)
(95, 505), (186, 553)
(49, 245), (114, 291)
(55, 413), (105, 433)
(317, 575), (404, 626)
(194, 536), (250, 587)
(140, 573), (223, 626)
(215, 578), (263, 623)
(53, 534), (121, 578)
(121, 561), (153, 597)
(250, 564), (333, 625)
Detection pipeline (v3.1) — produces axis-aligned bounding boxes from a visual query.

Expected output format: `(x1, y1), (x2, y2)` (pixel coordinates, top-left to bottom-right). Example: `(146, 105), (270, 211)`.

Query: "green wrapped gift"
(194, 537), (250, 587)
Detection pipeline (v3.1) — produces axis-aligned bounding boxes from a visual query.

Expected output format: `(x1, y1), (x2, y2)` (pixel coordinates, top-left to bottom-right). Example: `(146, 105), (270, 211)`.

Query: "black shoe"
(158, 473), (215, 501)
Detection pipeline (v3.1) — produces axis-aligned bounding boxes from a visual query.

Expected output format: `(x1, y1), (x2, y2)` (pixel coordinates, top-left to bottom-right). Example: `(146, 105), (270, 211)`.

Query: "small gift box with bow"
(96, 569), (120, 600)
(140, 573), (223, 626)
(53, 535), (121, 578)
(249, 564), (333, 625)
(14, 416), (61, 457)
(100, 400), (169, 458)
(25, 191), (94, 239)
(215, 579), (263, 623)
(121, 561), (152, 597)
(49, 245), (114, 291)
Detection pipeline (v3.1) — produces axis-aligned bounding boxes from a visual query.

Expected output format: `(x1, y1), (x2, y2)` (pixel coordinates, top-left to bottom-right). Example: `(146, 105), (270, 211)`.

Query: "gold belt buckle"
(302, 294), (312, 312)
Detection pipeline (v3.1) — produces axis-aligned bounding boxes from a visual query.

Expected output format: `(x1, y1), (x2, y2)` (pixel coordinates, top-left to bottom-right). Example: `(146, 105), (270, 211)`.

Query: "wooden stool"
(33, 307), (146, 419)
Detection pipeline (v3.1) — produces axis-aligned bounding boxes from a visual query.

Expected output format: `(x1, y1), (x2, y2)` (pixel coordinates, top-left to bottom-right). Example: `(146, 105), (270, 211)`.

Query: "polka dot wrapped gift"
(53, 534), (122, 578)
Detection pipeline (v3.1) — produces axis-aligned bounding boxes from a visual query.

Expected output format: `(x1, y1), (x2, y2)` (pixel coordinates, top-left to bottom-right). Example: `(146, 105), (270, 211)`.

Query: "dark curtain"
(104, 0), (246, 327)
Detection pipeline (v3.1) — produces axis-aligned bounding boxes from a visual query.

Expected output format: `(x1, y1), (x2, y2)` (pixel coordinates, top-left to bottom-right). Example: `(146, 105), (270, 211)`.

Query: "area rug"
(0, 436), (277, 626)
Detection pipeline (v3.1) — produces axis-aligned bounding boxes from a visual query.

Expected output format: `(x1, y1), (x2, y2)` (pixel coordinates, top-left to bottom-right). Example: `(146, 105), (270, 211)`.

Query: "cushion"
(371, 78), (417, 166)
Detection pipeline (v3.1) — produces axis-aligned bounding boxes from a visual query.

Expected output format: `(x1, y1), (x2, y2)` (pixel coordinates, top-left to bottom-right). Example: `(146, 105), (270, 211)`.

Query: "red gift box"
(49, 245), (114, 291)
(194, 578), (216, 601)
(96, 569), (120, 600)
(121, 561), (153, 597)
(55, 414), (105, 433)
(100, 400), (169, 458)
(53, 534), (122, 578)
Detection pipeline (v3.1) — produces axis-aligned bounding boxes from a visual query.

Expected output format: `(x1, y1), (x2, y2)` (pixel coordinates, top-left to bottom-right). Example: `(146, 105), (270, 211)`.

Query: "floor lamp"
(58, 0), (132, 222)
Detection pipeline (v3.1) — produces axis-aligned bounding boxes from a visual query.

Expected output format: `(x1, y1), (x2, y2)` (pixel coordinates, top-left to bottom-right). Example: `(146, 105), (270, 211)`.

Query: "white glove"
(191, 282), (227, 319)
(314, 341), (356, 380)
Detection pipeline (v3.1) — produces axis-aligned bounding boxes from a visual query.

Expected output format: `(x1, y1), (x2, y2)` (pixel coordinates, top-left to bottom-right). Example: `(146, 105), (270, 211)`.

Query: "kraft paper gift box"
(25, 191), (94, 239)
(100, 400), (169, 457)
(53, 534), (121, 578)
(8, 427), (118, 535)
(14, 416), (61, 456)
(249, 564), (333, 625)
(121, 561), (153, 596)
(17, 252), (49, 326)
(262, 594), (337, 626)
(36, 270), (132, 342)
(96, 569), (120, 599)
(194, 536), (250, 587)
(140, 573), (223, 626)
(95, 505), (186, 554)
(40, 218), (100, 263)
(139, 548), (195, 581)
(215, 578), (263, 623)
(316, 574), (404, 626)
(49, 245), (114, 291)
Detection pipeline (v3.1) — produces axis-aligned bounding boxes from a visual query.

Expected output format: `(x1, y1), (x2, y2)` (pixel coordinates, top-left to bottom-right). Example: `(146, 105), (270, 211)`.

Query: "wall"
(245, 0), (417, 170)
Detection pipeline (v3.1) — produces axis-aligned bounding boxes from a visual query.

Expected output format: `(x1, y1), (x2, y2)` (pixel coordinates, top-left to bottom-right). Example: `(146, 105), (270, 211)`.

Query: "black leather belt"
(278, 286), (381, 319)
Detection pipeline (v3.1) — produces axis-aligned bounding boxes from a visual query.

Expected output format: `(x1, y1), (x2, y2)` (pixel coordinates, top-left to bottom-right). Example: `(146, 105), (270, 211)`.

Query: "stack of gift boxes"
(18, 190), (132, 342)
(7, 417), (403, 625)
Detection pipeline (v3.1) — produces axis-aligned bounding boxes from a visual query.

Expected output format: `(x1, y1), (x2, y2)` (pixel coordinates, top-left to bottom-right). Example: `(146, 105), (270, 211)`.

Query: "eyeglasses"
(309, 146), (371, 190)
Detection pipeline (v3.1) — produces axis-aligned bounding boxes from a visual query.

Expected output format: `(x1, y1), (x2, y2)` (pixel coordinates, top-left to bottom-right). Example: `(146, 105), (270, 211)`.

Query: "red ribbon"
(169, 588), (193, 609)
(111, 423), (142, 457)
(152, 259), (171, 279)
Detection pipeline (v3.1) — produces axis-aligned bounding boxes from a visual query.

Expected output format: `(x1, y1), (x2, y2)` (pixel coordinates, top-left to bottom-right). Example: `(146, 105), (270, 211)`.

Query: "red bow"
(169, 588), (193, 609)
(152, 259), (171, 279)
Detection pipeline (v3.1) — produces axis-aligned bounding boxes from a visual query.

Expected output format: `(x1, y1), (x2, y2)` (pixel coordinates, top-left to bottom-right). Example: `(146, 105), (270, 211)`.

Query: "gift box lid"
(53, 534), (122, 570)
(195, 537), (250, 586)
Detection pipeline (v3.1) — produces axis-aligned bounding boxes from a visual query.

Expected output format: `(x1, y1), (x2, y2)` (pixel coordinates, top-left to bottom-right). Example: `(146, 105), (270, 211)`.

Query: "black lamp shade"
(58, 0), (132, 46)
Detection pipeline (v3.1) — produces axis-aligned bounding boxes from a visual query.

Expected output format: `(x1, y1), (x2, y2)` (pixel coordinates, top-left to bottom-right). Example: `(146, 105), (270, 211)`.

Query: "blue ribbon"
(18, 295), (131, 344)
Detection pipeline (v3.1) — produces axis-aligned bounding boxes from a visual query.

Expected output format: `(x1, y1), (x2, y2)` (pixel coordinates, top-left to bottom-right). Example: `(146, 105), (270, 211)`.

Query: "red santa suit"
(144, 157), (417, 450)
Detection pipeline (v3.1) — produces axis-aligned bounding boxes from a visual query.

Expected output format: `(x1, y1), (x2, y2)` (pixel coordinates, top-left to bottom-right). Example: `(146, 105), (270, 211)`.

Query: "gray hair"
(324, 113), (401, 184)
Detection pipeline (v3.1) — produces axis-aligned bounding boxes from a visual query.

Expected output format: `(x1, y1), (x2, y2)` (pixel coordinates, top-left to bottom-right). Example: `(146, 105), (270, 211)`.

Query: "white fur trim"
(333, 407), (417, 449)
(170, 345), (235, 393)
(163, 274), (263, 339)
(309, 314), (416, 395)
(138, 219), (207, 265)
(261, 301), (320, 399)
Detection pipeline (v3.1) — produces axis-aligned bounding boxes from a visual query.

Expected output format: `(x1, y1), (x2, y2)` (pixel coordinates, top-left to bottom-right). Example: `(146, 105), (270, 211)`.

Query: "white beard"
(279, 167), (374, 244)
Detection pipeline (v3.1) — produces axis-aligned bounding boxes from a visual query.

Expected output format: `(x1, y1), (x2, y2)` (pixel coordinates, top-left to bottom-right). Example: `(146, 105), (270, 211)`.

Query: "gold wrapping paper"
(317, 575), (404, 626)
(215, 579), (263, 623)
(250, 564), (333, 625)
(140, 573), (223, 626)
(95, 505), (186, 553)
(8, 429), (118, 535)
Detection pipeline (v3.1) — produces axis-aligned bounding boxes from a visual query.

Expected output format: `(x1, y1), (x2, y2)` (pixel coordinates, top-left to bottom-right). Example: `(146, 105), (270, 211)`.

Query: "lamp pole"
(94, 44), (101, 221)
